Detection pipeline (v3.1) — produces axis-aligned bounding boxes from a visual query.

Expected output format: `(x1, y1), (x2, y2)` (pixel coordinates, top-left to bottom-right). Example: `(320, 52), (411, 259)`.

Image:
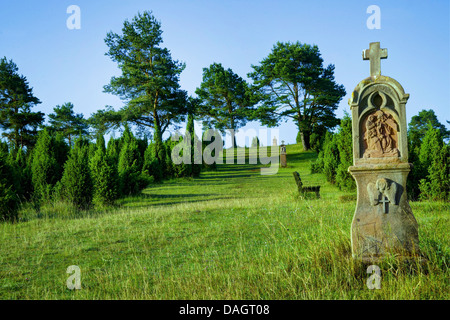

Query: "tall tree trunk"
(230, 116), (237, 148)
(186, 112), (195, 175)
(231, 133), (237, 149)
(153, 115), (162, 145)
(153, 109), (165, 164)
(14, 106), (19, 151)
(298, 118), (311, 151)
(298, 113), (311, 151)
(300, 131), (311, 151)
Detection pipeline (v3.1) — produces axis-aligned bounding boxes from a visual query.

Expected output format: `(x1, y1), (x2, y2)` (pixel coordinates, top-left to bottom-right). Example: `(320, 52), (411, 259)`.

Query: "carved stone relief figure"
(363, 110), (399, 158)
(367, 178), (399, 207)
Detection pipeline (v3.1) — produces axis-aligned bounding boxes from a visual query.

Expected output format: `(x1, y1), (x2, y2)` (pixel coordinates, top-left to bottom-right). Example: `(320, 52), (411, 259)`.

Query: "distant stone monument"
(348, 42), (419, 262)
(280, 141), (287, 168)
(273, 137), (278, 147)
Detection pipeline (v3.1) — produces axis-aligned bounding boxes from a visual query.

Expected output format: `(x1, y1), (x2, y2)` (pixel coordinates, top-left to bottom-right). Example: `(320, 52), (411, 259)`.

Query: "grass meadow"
(0, 144), (448, 299)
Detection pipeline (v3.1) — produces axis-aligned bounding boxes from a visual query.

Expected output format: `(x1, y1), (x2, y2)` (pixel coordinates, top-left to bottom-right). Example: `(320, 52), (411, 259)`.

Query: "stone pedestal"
(348, 42), (419, 262)
(349, 163), (419, 262)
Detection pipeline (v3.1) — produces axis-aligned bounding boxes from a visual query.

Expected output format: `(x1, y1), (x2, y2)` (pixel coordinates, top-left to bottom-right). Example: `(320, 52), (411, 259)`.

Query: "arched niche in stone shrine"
(349, 75), (410, 165)
(361, 108), (399, 159)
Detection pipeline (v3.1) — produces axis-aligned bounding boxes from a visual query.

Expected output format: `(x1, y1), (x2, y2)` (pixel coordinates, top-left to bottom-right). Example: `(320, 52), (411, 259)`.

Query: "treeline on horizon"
(1, 11), (449, 221)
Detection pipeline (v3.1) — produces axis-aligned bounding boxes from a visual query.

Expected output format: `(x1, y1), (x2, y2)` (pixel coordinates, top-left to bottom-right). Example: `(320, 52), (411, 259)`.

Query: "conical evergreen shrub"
(418, 127), (449, 201)
(143, 141), (164, 182)
(0, 150), (19, 221)
(118, 126), (144, 195)
(322, 132), (339, 184)
(90, 134), (119, 206)
(335, 114), (355, 191)
(60, 137), (92, 208)
(11, 147), (32, 201)
(31, 129), (59, 204)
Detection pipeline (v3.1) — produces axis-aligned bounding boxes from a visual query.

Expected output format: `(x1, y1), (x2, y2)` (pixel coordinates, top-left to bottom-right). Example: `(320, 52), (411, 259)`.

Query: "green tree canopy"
(48, 102), (88, 146)
(196, 63), (255, 147)
(0, 57), (44, 151)
(408, 109), (450, 152)
(88, 106), (122, 136)
(101, 11), (187, 153)
(248, 42), (346, 150)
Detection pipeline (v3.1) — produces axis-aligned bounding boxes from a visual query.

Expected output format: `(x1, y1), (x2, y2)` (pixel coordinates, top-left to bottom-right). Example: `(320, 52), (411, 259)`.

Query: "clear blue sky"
(1, 0), (449, 146)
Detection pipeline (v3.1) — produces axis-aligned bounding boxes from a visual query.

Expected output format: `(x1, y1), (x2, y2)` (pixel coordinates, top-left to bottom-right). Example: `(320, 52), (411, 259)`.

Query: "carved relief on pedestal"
(362, 110), (400, 158)
(367, 178), (399, 214)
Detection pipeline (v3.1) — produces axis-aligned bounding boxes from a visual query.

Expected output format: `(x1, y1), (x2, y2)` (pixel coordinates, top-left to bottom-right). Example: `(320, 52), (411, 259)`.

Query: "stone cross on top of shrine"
(363, 42), (388, 78)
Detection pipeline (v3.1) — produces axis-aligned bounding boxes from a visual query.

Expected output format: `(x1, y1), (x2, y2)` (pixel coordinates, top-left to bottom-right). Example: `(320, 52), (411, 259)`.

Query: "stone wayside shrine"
(348, 42), (419, 262)
(280, 141), (287, 168)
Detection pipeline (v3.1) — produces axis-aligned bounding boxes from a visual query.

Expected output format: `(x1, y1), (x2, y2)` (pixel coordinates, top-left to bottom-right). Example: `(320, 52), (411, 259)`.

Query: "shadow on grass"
(198, 174), (255, 180)
(140, 193), (219, 199)
(287, 152), (317, 163)
(119, 196), (236, 209)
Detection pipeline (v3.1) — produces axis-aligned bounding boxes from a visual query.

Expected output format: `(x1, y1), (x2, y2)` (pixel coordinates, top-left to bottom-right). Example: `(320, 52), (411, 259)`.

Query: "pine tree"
(0, 57), (44, 150)
(196, 63), (255, 147)
(48, 102), (88, 147)
(103, 11), (187, 161)
(248, 42), (346, 151)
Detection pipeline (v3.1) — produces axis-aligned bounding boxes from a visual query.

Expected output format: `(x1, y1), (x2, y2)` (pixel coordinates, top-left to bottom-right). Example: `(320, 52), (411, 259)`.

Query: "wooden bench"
(293, 171), (321, 199)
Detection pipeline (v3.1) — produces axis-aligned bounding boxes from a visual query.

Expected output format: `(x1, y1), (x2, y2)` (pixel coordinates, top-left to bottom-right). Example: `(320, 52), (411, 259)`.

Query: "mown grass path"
(1, 145), (448, 299)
